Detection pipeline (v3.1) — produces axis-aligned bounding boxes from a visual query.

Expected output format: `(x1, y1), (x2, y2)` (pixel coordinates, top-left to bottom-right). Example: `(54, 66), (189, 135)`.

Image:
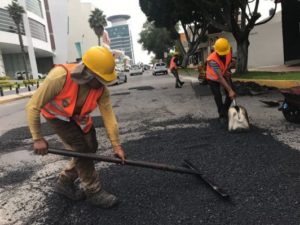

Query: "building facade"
(0, 0), (54, 78)
(106, 15), (135, 63)
(0, 0), (102, 78)
(65, 0), (98, 63)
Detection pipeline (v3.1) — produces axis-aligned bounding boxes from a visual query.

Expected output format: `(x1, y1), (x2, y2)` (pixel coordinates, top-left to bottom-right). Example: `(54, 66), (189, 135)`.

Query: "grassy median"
(179, 68), (300, 80)
(233, 71), (300, 80)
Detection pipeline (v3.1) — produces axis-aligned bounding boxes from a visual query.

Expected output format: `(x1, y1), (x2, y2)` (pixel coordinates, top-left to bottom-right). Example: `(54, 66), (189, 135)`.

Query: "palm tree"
(88, 8), (107, 46)
(6, 0), (29, 80)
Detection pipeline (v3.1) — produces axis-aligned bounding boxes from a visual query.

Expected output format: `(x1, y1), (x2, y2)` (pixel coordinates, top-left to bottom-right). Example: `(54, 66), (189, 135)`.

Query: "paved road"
(0, 71), (300, 225)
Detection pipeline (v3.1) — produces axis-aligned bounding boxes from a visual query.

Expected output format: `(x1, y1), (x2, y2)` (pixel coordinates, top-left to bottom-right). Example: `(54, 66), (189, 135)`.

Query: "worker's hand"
(229, 89), (236, 100)
(33, 138), (48, 155)
(224, 71), (232, 78)
(113, 145), (126, 164)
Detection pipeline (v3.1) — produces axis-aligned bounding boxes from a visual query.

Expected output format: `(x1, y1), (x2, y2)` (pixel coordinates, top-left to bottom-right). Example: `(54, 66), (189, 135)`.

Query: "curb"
(0, 91), (35, 104)
(180, 75), (198, 83)
(180, 74), (300, 89)
(232, 79), (300, 89)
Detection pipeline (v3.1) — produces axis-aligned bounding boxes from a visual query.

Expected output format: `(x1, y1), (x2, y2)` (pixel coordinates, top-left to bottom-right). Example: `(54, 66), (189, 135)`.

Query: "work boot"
(180, 81), (185, 87)
(86, 189), (118, 208)
(54, 178), (86, 201)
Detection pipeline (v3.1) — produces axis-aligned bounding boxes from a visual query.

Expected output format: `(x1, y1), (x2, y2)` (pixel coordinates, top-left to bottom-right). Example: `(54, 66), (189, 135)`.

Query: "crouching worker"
(26, 46), (126, 208)
(206, 38), (236, 126)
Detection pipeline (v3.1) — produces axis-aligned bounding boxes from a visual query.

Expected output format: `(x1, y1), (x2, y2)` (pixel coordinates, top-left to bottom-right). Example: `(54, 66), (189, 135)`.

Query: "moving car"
(153, 63), (168, 75)
(129, 65), (143, 76)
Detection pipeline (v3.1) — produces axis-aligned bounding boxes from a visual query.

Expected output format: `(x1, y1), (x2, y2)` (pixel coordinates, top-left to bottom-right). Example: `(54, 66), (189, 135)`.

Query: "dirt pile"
(233, 81), (277, 96)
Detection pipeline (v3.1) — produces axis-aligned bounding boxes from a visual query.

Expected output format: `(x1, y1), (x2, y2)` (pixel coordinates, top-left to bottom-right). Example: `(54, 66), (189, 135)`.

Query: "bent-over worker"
(26, 46), (125, 208)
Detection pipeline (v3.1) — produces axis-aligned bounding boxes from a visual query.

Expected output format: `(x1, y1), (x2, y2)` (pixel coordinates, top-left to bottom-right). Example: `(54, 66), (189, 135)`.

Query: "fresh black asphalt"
(2, 116), (300, 225)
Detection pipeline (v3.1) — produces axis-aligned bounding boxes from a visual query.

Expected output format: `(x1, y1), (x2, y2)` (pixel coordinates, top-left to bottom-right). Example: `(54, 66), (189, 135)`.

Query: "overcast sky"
(85, 0), (281, 64)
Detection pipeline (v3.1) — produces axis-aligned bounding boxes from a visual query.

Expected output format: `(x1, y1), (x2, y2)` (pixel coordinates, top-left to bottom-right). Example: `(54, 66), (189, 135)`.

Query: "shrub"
(0, 76), (11, 80)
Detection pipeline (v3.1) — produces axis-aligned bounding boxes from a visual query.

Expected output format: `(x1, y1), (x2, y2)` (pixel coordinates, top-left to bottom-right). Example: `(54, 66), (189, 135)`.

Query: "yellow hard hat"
(82, 46), (117, 82)
(214, 38), (231, 56)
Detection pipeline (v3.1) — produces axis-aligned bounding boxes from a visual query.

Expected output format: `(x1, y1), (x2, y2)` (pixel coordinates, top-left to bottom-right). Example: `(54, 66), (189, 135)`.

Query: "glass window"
(0, 9), (25, 34)
(26, 0), (43, 18)
(29, 18), (47, 41)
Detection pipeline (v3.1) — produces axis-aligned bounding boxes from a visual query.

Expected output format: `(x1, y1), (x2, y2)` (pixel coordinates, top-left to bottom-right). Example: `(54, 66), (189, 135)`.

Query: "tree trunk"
(17, 25), (29, 80)
(98, 36), (101, 46)
(236, 38), (249, 74)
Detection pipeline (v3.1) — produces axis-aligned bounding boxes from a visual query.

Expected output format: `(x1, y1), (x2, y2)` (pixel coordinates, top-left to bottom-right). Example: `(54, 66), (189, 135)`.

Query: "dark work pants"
(171, 69), (183, 87)
(208, 78), (234, 118)
(47, 118), (101, 194)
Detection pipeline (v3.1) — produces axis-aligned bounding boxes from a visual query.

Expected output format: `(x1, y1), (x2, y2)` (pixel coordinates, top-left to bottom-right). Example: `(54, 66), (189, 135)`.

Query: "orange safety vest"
(206, 51), (232, 81)
(169, 57), (177, 70)
(41, 64), (104, 133)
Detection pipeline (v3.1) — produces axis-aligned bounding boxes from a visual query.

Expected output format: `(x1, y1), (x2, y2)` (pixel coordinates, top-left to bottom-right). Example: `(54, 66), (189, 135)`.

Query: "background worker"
(206, 38), (236, 125)
(169, 53), (184, 88)
(26, 46), (125, 208)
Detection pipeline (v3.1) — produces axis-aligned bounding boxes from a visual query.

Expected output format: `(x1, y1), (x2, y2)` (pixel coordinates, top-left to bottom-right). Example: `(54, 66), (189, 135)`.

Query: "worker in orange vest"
(206, 38), (236, 125)
(26, 46), (125, 208)
(169, 52), (184, 88)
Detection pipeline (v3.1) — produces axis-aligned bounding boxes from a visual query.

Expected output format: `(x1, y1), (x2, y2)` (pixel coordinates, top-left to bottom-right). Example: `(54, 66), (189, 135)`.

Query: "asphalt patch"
(128, 86), (155, 91)
(111, 91), (131, 96)
(25, 116), (300, 225)
(233, 81), (278, 96)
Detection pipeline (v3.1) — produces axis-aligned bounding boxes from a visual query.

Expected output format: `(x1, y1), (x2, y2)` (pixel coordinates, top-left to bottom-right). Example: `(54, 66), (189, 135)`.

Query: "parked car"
(116, 71), (127, 84)
(143, 64), (151, 71)
(153, 63), (168, 75)
(129, 65), (143, 76)
(109, 69), (127, 86)
(38, 73), (46, 79)
(14, 71), (27, 80)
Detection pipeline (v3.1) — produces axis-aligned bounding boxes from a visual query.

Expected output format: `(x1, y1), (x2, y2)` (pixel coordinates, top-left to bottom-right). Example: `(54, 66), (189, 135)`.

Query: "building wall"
(67, 0), (98, 62)
(248, 12), (284, 68)
(47, 0), (68, 64)
(0, 0), (53, 78)
(0, 48), (5, 76)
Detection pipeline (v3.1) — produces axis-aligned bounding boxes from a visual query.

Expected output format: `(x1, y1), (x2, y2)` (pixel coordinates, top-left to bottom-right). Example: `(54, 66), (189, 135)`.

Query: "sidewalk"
(0, 91), (35, 104)
(249, 64), (300, 72)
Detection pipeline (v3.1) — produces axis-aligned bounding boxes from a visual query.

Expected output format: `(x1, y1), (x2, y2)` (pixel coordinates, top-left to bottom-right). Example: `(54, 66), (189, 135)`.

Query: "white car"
(129, 65), (143, 76)
(153, 63), (168, 75)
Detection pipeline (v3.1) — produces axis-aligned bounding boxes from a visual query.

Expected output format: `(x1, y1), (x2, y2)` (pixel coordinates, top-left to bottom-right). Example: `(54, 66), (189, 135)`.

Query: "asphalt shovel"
(47, 148), (230, 200)
(228, 99), (250, 132)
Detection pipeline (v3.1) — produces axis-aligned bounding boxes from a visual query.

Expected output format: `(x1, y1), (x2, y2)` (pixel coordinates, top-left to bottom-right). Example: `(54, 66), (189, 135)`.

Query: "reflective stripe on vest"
(169, 57), (177, 70)
(206, 51), (232, 81)
(41, 64), (104, 133)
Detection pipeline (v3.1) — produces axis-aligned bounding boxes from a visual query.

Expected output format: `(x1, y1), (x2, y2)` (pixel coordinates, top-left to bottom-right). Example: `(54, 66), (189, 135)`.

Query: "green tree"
(139, 0), (209, 67)
(88, 8), (107, 45)
(196, 0), (279, 73)
(6, 0), (29, 80)
(140, 0), (279, 73)
(138, 21), (175, 60)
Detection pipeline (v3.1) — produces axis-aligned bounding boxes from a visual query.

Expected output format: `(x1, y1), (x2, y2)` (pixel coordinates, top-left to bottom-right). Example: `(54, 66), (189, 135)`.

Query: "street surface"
(0, 70), (300, 225)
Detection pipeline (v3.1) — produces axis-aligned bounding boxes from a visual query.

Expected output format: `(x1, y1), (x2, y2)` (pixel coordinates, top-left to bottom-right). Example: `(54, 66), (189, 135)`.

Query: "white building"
(0, 0), (101, 78)
(0, 0), (54, 78)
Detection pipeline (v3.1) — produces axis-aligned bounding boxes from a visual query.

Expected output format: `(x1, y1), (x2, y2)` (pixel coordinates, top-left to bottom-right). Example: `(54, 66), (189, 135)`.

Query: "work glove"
(113, 145), (126, 164)
(33, 138), (48, 155)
